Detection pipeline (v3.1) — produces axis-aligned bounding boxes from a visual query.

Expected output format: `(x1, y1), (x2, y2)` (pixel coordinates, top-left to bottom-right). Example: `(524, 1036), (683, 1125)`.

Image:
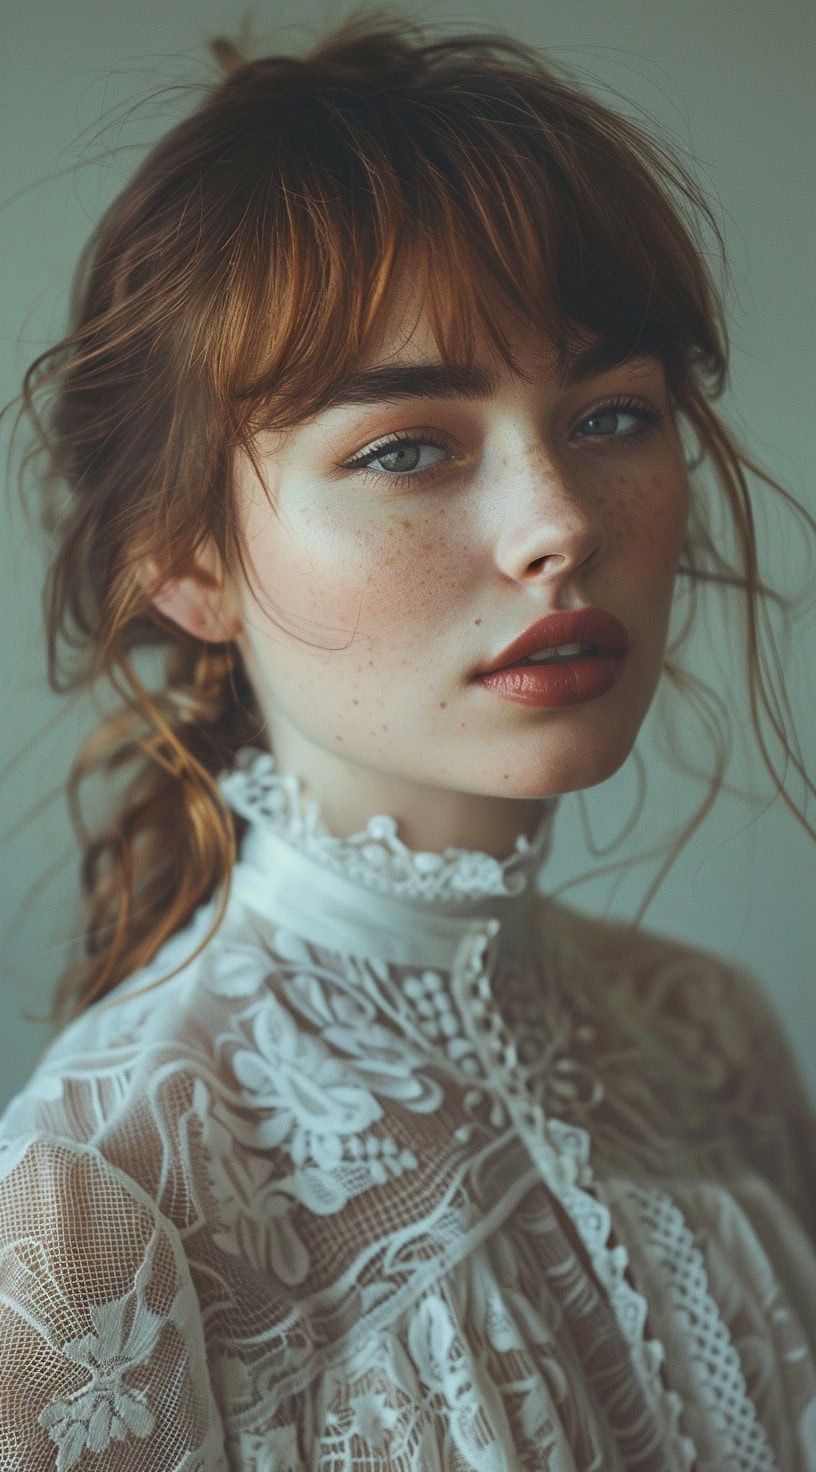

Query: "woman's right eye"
(342, 431), (457, 487)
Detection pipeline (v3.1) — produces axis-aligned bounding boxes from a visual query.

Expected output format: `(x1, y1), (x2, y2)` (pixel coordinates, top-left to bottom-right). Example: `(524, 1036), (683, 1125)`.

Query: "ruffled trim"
(217, 745), (557, 905)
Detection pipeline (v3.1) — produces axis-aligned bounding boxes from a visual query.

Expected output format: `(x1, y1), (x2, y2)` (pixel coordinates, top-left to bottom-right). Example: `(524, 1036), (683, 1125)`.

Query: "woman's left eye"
(573, 398), (663, 443)
(342, 397), (663, 488)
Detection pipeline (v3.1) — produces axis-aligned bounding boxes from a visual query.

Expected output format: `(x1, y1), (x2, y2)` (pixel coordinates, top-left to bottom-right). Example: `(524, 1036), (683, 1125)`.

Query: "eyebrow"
(321, 339), (662, 411)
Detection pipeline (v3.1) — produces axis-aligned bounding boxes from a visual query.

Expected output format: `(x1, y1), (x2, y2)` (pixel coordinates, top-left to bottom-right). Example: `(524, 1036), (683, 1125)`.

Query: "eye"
(341, 429), (457, 487)
(572, 395), (663, 445)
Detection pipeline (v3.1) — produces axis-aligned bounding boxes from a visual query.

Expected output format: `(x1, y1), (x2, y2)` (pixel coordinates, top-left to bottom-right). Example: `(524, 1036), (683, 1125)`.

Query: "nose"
(492, 442), (606, 584)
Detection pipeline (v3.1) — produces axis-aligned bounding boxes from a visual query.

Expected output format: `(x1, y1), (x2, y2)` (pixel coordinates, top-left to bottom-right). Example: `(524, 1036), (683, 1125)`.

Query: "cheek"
(238, 486), (457, 662)
(611, 465), (689, 577)
(234, 481), (371, 661)
(362, 516), (463, 633)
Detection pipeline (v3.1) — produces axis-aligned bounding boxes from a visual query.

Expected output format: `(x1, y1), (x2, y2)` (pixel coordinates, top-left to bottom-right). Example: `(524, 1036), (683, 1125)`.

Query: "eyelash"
(342, 395), (664, 489)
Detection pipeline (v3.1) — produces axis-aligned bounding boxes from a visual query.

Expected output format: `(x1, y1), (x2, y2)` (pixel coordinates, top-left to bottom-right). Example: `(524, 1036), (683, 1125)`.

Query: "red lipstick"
(473, 607), (630, 709)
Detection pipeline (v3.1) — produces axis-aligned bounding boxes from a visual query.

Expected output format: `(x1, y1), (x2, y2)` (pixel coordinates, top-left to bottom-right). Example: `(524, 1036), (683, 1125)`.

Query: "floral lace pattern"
(0, 1138), (227, 1470)
(0, 747), (815, 1469)
(37, 1230), (163, 1468)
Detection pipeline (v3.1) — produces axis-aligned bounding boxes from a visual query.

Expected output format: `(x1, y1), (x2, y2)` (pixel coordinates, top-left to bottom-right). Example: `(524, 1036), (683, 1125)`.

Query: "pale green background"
(1, 0), (814, 1109)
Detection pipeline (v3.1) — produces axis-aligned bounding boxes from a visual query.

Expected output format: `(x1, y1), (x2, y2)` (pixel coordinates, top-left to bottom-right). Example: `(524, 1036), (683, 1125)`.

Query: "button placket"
(451, 923), (698, 1472)
(452, 924), (581, 1194)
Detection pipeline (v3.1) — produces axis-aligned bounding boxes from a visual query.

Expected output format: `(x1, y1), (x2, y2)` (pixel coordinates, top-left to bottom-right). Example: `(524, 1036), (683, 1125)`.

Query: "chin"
(521, 726), (639, 797)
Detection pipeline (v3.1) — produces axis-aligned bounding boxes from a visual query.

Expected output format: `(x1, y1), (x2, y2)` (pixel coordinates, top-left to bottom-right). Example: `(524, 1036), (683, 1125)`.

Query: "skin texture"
(146, 284), (690, 859)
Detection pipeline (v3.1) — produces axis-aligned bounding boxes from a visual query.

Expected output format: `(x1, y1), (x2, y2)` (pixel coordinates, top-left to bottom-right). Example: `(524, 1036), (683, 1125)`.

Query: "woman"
(1, 10), (814, 1468)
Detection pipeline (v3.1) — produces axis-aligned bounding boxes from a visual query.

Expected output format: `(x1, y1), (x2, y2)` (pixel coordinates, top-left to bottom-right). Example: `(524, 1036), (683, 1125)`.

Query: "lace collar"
(217, 745), (558, 914)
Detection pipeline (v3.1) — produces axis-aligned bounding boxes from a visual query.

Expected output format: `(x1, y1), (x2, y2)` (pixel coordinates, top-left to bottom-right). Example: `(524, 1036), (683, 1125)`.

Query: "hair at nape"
(2, 6), (814, 1024)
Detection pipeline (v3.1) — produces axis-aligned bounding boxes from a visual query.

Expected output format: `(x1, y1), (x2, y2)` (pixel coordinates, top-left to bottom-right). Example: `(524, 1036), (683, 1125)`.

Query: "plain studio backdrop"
(0, 0), (813, 1111)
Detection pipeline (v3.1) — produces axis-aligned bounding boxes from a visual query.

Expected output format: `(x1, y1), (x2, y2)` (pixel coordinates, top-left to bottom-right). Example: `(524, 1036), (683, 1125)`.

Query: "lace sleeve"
(568, 905), (816, 1241)
(0, 1133), (227, 1471)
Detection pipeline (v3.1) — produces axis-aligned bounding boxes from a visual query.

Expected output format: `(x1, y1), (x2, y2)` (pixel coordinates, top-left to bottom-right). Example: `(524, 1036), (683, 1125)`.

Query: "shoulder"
(0, 894), (282, 1184)
(541, 894), (784, 1049)
(0, 1126), (226, 1468)
(0, 909), (277, 1465)
(539, 895), (816, 1225)
(0, 901), (238, 1460)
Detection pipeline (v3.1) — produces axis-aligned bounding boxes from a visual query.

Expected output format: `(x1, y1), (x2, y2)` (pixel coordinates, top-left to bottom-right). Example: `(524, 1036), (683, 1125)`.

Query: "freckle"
(474, 618), (482, 626)
(439, 701), (447, 709)
(335, 734), (343, 742)
(353, 699), (359, 706)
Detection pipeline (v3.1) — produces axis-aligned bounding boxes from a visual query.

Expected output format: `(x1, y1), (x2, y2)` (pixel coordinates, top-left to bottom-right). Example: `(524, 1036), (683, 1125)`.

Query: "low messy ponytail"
(3, 7), (814, 1026)
(51, 641), (261, 1021)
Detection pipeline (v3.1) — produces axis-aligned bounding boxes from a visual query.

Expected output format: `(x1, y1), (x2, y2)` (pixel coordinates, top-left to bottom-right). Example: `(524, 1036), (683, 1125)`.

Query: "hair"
(2, 7), (814, 1028)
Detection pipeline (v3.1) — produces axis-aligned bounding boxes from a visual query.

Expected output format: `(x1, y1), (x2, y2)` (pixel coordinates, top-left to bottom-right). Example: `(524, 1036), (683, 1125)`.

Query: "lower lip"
(474, 651), (627, 708)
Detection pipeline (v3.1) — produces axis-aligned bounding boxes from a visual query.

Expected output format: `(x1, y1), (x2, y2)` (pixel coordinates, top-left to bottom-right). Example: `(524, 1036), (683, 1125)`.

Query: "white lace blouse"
(1, 744), (815, 1472)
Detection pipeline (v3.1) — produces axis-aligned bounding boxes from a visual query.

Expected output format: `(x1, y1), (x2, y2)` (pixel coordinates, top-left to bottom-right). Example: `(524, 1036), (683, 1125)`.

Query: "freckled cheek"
(361, 522), (462, 640)
(656, 470), (691, 571)
(243, 504), (458, 664)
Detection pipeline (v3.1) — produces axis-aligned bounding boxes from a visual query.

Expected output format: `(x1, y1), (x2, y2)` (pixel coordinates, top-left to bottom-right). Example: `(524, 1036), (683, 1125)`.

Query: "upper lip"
(474, 606), (630, 675)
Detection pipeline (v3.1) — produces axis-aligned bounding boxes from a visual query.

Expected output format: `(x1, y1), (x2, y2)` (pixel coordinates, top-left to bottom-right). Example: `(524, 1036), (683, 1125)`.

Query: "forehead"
(336, 275), (662, 401)
(362, 276), (543, 370)
(318, 299), (661, 418)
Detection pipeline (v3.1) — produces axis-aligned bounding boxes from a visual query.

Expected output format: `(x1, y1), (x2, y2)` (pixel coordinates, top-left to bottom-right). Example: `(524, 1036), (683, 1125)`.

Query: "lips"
(475, 607), (630, 675)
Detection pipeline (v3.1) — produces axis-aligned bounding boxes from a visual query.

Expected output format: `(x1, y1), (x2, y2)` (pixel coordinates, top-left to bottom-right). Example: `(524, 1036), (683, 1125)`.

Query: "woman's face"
(224, 284), (690, 856)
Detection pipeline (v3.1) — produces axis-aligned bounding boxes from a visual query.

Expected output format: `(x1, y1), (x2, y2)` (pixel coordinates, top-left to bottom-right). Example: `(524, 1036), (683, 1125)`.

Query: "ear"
(138, 550), (243, 643)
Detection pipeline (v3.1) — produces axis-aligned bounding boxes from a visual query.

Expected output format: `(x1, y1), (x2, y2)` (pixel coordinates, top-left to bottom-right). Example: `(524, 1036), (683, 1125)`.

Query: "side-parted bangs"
(192, 51), (722, 434)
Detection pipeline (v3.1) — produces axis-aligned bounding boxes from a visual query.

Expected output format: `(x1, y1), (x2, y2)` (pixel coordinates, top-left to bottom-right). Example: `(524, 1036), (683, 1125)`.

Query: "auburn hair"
(3, 8), (814, 1026)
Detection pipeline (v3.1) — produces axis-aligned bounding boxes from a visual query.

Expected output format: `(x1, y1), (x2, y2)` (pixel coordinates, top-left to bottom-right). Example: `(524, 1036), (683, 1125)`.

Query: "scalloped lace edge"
(217, 745), (557, 903)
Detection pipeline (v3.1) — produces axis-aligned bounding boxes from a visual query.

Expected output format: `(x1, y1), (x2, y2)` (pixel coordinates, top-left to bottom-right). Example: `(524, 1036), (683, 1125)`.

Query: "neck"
(264, 726), (557, 862)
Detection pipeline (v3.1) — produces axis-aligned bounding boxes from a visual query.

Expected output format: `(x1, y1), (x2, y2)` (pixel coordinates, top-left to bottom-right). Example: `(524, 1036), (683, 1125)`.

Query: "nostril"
(528, 553), (565, 574)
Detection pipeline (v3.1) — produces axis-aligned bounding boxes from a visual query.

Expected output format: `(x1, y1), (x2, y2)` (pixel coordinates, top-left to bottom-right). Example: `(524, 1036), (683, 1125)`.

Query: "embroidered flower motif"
(235, 1425), (301, 1471)
(227, 995), (384, 1150)
(337, 1387), (401, 1451)
(407, 1294), (514, 1471)
(210, 973), (441, 1171)
(37, 1284), (163, 1469)
(205, 1143), (326, 1284)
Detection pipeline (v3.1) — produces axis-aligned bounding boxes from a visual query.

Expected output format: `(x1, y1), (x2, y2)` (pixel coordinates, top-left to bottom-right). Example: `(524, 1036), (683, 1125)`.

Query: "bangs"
(221, 72), (690, 437)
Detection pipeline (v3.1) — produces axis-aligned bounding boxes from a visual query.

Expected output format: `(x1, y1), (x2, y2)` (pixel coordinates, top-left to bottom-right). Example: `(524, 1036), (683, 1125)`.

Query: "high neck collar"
(216, 745), (559, 967)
